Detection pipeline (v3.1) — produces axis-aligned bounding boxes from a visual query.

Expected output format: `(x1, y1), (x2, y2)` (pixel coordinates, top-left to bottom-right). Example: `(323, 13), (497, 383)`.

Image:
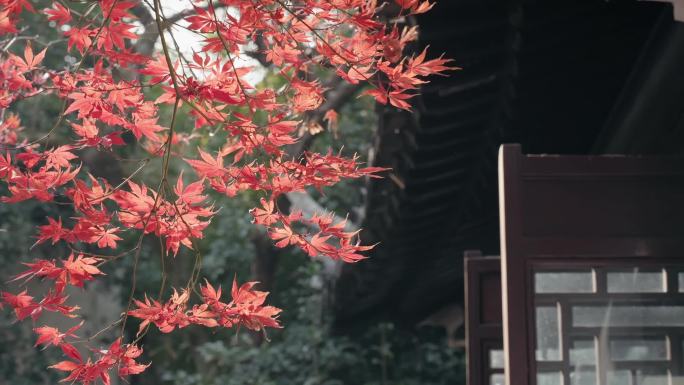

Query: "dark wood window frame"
(498, 144), (684, 385)
(465, 251), (504, 385)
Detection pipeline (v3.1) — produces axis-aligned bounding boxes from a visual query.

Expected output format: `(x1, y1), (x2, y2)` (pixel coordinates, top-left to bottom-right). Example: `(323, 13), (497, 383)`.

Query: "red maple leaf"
(65, 27), (94, 54)
(0, 9), (18, 35)
(185, 149), (226, 178)
(44, 2), (72, 25)
(10, 43), (46, 71)
(34, 322), (83, 361)
(63, 253), (104, 287)
(250, 198), (278, 226)
(138, 55), (171, 83)
(91, 227), (122, 249)
(269, 225), (301, 248)
(36, 217), (68, 245)
(174, 172), (207, 205)
(126, 117), (166, 141)
(11, 258), (61, 283)
(45, 145), (77, 169)
(1, 290), (39, 320)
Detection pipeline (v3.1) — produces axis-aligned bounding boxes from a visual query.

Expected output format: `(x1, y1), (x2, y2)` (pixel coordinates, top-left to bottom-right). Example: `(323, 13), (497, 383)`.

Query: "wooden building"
(334, 1), (684, 384)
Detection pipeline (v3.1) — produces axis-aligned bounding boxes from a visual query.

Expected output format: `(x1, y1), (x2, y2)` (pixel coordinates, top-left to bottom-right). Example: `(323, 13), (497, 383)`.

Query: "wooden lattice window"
(465, 251), (504, 385)
(533, 263), (684, 385)
(498, 144), (684, 385)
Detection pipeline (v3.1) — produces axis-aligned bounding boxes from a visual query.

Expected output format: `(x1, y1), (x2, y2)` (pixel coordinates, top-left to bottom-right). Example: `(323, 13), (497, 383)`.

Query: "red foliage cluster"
(50, 338), (149, 385)
(128, 278), (281, 336)
(0, 0), (453, 383)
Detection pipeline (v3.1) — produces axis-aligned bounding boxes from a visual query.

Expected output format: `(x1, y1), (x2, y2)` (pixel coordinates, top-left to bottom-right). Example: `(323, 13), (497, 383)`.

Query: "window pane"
(571, 369), (596, 385)
(570, 339), (596, 366)
(607, 370), (632, 385)
(531, 265), (684, 385)
(573, 305), (684, 327)
(610, 338), (668, 361)
(489, 349), (504, 369)
(536, 306), (561, 361)
(607, 270), (665, 293)
(490, 373), (505, 385)
(635, 369), (669, 385)
(537, 371), (563, 385)
(535, 271), (594, 293)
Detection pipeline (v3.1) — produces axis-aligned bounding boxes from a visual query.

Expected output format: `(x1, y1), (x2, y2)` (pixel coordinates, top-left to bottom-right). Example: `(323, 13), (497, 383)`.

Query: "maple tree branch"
(0, 0), (120, 151)
(132, 2), (230, 56)
(286, 192), (359, 232)
(73, 317), (124, 344)
(166, 4), (229, 26)
(207, 0), (255, 112)
(243, 31), (270, 68)
(120, 0), (188, 341)
(0, 0), (448, 380)
(271, 0), (374, 80)
(312, 78), (363, 123)
(151, 0), (207, 299)
(157, 234), (167, 301)
(288, 79), (363, 157)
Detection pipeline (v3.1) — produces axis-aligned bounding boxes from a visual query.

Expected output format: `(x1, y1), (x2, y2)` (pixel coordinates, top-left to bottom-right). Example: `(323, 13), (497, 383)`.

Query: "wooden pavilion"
(334, 1), (684, 384)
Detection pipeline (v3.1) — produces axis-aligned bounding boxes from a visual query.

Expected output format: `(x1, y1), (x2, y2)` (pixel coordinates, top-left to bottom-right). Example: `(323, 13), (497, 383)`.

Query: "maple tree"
(0, 0), (453, 383)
